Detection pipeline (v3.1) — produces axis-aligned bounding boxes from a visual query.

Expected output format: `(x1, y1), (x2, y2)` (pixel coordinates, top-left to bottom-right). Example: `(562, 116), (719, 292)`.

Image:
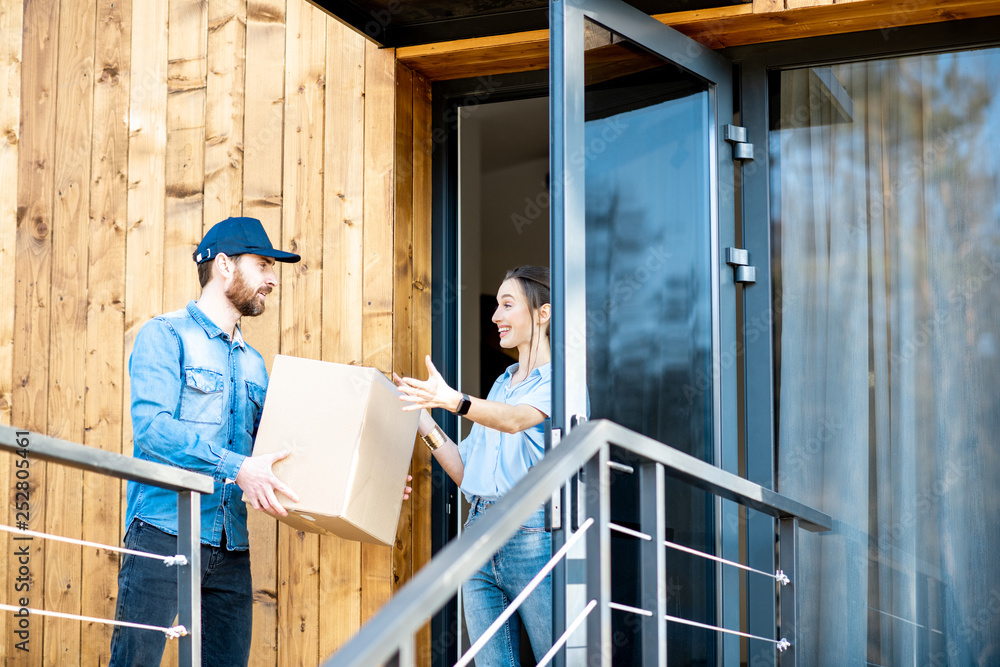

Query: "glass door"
(549, 0), (741, 662)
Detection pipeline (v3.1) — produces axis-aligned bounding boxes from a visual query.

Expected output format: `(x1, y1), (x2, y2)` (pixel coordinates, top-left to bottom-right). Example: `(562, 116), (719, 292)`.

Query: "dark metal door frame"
(549, 0), (741, 661)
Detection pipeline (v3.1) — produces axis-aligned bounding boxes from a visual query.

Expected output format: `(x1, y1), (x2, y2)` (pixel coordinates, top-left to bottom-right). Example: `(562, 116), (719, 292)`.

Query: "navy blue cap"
(194, 216), (300, 264)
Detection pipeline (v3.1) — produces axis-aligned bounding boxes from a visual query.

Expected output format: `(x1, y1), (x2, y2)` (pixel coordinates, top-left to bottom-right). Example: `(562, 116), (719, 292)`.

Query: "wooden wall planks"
(318, 15), (365, 661)
(80, 1), (131, 663)
(163, 0), (207, 318)
(391, 60), (413, 599)
(0, 1), (23, 660)
(277, 0), (326, 664)
(409, 71), (434, 667)
(243, 0), (286, 662)
(205, 0), (247, 224)
(44, 0), (97, 660)
(13, 0), (61, 663)
(359, 38), (396, 628)
(5, 0), (433, 664)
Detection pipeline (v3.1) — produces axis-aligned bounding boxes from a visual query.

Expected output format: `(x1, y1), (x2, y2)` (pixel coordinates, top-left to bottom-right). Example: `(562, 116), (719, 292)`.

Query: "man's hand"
(236, 450), (300, 518)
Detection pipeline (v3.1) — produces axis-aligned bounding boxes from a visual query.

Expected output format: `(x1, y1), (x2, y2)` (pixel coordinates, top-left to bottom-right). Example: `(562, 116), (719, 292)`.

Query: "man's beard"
(226, 265), (271, 317)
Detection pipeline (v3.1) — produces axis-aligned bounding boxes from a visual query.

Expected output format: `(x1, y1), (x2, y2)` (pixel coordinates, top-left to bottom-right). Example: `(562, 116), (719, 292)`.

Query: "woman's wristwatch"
(455, 393), (472, 416)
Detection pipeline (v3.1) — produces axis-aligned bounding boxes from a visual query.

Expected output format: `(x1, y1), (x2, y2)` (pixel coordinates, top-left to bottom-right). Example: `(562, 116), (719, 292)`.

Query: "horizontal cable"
(609, 601), (652, 617)
(867, 606), (944, 635)
(664, 538), (789, 585)
(536, 599), (598, 667)
(607, 461), (634, 475)
(609, 523), (651, 541)
(455, 517), (595, 667)
(0, 523), (187, 567)
(610, 602), (790, 652)
(665, 614), (790, 652)
(0, 603), (187, 639)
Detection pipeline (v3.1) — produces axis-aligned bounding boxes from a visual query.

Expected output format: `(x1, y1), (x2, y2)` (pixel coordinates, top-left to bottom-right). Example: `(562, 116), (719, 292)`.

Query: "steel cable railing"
(325, 419), (831, 667)
(455, 517), (594, 667)
(0, 424), (213, 665)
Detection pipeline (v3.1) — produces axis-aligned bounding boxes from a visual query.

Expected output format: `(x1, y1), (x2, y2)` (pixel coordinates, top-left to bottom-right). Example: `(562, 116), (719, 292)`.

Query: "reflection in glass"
(582, 19), (715, 665)
(772, 49), (1000, 665)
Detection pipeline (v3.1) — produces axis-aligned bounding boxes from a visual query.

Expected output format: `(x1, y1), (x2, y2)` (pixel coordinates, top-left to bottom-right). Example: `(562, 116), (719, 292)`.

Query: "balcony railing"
(0, 424), (213, 665)
(325, 419), (832, 667)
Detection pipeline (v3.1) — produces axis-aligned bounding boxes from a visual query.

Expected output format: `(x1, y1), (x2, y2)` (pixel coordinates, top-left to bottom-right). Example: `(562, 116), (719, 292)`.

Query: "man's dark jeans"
(109, 519), (252, 667)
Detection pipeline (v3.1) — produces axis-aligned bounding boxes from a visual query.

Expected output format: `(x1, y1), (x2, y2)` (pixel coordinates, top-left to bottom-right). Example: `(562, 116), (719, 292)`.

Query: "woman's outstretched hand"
(394, 355), (463, 413)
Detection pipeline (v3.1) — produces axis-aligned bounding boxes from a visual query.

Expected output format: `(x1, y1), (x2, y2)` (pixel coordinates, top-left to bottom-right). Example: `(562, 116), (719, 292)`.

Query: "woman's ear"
(537, 303), (551, 327)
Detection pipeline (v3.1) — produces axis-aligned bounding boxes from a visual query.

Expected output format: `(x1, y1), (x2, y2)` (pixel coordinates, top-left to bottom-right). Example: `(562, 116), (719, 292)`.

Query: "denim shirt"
(126, 301), (267, 550)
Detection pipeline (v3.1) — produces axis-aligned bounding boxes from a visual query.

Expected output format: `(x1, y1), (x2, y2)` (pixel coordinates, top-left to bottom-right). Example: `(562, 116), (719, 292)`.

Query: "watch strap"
(456, 393), (472, 416)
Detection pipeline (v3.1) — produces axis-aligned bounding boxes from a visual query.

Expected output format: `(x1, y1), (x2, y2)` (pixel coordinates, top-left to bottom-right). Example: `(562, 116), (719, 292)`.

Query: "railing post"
(548, 424), (567, 667)
(385, 637), (415, 667)
(177, 490), (202, 667)
(778, 517), (798, 667)
(585, 444), (611, 666)
(639, 462), (667, 666)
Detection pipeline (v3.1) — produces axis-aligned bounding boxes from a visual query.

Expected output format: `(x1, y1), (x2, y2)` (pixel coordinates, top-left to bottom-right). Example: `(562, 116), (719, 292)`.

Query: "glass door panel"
(551, 1), (739, 663)
(583, 25), (714, 465)
(582, 28), (717, 663)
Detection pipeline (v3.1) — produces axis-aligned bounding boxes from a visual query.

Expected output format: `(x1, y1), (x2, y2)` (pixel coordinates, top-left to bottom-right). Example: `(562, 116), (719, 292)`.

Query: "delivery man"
(110, 216), (304, 666)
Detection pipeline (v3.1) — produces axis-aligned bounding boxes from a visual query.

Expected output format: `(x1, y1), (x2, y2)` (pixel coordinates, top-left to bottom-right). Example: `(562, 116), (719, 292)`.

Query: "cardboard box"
(247, 355), (419, 546)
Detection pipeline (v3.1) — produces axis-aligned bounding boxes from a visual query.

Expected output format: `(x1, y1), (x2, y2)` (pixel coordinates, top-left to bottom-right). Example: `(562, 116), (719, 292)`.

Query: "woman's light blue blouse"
(458, 362), (551, 501)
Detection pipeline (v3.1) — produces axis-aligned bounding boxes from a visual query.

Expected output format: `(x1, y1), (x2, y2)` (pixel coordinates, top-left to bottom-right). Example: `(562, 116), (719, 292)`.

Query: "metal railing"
(324, 419), (831, 667)
(0, 424), (214, 665)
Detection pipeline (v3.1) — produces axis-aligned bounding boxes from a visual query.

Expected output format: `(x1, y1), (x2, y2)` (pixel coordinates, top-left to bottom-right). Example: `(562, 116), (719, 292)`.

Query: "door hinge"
(725, 125), (754, 162)
(726, 247), (756, 284)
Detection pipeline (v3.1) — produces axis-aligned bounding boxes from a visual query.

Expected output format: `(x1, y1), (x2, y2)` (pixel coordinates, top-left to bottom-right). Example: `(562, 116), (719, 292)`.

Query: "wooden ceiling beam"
(396, 0), (1000, 80)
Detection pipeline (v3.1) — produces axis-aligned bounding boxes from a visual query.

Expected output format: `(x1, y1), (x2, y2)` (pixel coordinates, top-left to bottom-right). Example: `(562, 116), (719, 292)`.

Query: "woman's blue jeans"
(462, 497), (553, 666)
(108, 519), (252, 667)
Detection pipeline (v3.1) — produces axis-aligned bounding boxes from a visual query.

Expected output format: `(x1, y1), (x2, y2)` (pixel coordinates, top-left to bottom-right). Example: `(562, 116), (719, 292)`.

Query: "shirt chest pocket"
(245, 381), (265, 434)
(180, 367), (224, 424)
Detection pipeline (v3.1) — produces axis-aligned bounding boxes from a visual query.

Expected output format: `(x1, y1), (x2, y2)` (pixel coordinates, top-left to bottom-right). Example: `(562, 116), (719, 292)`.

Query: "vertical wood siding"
(1, 1), (433, 664)
(81, 2), (131, 663)
(0, 1), (23, 660)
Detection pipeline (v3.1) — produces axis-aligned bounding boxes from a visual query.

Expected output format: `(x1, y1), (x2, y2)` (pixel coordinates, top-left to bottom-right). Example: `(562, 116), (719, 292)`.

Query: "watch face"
(458, 394), (472, 415)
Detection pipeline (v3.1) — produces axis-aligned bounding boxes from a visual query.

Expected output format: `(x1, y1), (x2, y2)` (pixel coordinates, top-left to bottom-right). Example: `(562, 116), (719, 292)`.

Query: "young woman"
(395, 265), (553, 666)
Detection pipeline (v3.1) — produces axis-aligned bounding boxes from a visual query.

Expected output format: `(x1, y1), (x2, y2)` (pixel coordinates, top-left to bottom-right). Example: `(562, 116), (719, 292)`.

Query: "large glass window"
(771, 49), (1000, 664)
